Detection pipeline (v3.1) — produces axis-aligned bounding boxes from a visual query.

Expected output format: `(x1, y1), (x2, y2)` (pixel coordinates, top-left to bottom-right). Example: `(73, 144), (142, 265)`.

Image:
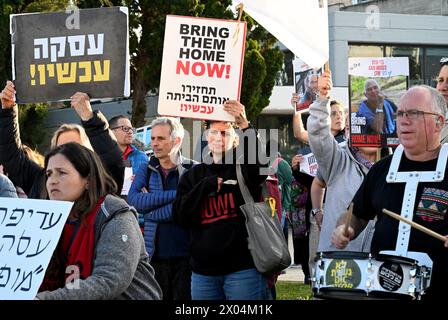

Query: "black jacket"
(0, 107), (124, 199)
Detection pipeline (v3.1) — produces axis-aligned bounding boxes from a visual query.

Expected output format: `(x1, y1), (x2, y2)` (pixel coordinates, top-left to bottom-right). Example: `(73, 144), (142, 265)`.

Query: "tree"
(126, 0), (283, 126)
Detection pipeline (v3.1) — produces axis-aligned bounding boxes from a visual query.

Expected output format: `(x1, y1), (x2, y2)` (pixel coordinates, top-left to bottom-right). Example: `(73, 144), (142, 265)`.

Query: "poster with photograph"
(348, 57), (409, 147)
(134, 125), (152, 156)
(10, 7), (130, 103)
(292, 58), (322, 112)
(158, 15), (246, 121)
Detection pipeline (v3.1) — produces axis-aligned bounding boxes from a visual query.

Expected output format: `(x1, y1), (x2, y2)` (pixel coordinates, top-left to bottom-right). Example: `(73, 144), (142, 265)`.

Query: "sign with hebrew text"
(158, 15), (246, 121)
(10, 7), (130, 103)
(0, 198), (73, 300)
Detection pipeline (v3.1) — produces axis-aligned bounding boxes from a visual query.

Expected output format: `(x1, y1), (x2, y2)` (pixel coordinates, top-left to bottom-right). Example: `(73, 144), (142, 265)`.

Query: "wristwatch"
(311, 208), (323, 216)
(375, 108), (384, 113)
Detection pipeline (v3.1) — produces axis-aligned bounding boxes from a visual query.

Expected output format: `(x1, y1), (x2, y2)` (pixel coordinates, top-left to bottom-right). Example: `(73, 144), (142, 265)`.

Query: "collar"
(122, 145), (133, 160)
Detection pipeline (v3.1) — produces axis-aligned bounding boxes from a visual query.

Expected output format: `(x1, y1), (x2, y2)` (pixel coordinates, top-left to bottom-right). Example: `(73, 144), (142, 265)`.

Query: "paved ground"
(277, 227), (306, 283)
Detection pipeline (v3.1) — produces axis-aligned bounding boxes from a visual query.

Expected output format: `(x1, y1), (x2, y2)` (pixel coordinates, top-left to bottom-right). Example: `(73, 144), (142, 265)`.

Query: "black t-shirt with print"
(352, 154), (448, 299)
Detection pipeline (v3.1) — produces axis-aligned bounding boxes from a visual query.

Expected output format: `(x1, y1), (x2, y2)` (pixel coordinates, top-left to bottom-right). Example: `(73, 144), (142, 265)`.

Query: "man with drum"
(332, 85), (448, 300)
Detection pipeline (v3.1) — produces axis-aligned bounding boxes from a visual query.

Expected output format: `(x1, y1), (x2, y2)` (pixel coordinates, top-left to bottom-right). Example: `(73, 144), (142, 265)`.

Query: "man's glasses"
(396, 109), (441, 119)
(111, 125), (135, 133)
(440, 57), (448, 66)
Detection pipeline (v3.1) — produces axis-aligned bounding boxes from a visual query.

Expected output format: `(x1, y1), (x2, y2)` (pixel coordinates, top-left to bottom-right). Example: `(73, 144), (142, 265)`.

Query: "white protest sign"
(121, 167), (133, 196)
(0, 198), (73, 300)
(348, 57), (410, 78)
(299, 153), (318, 177)
(236, 0), (329, 69)
(158, 15), (246, 121)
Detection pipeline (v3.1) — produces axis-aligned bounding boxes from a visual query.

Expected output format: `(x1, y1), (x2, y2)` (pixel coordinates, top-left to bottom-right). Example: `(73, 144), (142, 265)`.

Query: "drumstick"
(344, 203), (353, 235)
(382, 208), (447, 242)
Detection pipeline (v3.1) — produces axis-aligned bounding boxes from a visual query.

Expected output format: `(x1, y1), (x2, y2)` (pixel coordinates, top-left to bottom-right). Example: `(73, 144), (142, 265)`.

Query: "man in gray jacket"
(307, 71), (378, 253)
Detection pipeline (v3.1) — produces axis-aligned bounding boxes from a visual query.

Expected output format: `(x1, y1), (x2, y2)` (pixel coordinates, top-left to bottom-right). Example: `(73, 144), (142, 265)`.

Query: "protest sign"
(158, 15), (246, 121)
(349, 57), (409, 147)
(292, 58), (322, 112)
(134, 125), (152, 156)
(0, 198), (73, 300)
(10, 7), (130, 103)
(236, 0), (328, 69)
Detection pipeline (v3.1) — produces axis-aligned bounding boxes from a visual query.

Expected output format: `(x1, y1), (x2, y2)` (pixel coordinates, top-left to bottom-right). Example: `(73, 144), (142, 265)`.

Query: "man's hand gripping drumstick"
(331, 203), (356, 249)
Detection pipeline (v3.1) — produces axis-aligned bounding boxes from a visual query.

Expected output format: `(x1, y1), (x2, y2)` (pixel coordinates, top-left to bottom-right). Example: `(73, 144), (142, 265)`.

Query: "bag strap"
(236, 162), (255, 205)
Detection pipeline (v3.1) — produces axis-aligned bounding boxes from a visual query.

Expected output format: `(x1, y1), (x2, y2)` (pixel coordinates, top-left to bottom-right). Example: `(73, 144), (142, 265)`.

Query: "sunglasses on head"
(441, 57), (448, 66)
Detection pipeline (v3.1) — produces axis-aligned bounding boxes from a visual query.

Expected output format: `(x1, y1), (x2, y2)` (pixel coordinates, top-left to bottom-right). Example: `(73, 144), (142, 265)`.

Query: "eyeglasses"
(330, 110), (344, 117)
(396, 109), (441, 119)
(111, 125), (135, 133)
(440, 57), (448, 66)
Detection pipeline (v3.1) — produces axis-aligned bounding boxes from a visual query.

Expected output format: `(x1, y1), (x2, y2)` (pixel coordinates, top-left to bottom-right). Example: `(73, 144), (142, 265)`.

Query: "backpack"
(263, 157), (283, 224)
(290, 178), (308, 239)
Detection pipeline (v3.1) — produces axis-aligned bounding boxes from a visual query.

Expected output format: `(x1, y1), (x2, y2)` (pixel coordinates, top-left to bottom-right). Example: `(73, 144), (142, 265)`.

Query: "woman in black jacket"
(0, 81), (124, 199)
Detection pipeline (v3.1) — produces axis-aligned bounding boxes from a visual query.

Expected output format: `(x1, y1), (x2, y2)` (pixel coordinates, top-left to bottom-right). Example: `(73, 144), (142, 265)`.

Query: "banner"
(349, 57), (409, 147)
(236, 0), (328, 69)
(0, 198), (73, 300)
(158, 15), (246, 121)
(10, 7), (130, 103)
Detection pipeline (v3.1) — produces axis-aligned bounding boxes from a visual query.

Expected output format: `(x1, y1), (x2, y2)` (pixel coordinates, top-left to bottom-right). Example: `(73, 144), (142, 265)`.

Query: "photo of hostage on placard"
(292, 58), (322, 112)
(349, 57), (409, 147)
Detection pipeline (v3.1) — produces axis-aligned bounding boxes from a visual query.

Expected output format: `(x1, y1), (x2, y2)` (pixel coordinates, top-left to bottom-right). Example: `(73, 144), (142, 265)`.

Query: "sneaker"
(290, 264), (301, 268)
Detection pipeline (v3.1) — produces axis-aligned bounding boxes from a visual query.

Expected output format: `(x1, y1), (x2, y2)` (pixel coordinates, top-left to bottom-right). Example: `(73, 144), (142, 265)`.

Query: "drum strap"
(386, 143), (448, 256)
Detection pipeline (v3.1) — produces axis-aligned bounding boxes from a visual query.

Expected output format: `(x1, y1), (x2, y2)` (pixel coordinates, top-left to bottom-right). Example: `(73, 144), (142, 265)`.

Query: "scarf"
(40, 197), (105, 291)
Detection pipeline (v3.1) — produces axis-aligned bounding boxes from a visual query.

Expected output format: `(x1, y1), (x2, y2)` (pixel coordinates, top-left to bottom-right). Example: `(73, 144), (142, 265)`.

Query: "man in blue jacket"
(128, 117), (195, 300)
(109, 115), (148, 174)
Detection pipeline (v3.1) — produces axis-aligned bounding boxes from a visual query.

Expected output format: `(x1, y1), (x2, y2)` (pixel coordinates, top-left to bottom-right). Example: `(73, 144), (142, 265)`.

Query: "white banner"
(0, 198), (73, 300)
(158, 15), (246, 121)
(348, 57), (410, 77)
(237, 0), (329, 69)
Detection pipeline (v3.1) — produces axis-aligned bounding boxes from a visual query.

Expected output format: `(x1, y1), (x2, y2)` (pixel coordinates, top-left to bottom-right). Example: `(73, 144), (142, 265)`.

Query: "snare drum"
(312, 251), (431, 300)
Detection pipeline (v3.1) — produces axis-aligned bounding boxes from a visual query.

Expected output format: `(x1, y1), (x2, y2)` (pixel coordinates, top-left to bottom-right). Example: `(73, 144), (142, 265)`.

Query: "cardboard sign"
(10, 7), (130, 103)
(348, 57), (409, 147)
(0, 198), (73, 300)
(158, 15), (246, 121)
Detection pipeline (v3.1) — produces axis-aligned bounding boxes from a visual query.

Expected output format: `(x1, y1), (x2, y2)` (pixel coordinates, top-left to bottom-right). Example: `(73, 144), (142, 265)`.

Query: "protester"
(332, 85), (448, 300)
(356, 79), (397, 134)
(172, 100), (268, 300)
(436, 58), (448, 143)
(307, 70), (378, 253)
(0, 173), (18, 198)
(36, 143), (162, 300)
(128, 117), (195, 300)
(0, 81), (124, 199)
(109, 115), (148, 174)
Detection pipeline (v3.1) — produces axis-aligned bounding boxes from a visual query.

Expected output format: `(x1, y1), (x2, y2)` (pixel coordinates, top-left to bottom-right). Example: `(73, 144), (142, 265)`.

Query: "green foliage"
(240, 13), (284, 122)
(18, 103), (48, 149)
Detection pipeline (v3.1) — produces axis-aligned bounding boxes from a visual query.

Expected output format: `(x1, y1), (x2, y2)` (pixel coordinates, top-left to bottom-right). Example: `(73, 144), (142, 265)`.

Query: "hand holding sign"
(71, 92), (93, 121)
(0, 81), (16, 109)
(318, 71), (332, 99)
(223, 100), (249, 129)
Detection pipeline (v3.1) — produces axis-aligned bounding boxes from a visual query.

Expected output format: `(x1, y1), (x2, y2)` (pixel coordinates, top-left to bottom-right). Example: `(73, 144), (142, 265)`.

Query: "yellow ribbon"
(265, 197), (276, 217)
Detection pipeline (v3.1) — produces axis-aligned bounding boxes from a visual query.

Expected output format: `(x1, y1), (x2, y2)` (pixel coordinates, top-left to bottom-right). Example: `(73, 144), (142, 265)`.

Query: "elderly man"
(332, 85), (448, 300)
(356, 79), (397, 134)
